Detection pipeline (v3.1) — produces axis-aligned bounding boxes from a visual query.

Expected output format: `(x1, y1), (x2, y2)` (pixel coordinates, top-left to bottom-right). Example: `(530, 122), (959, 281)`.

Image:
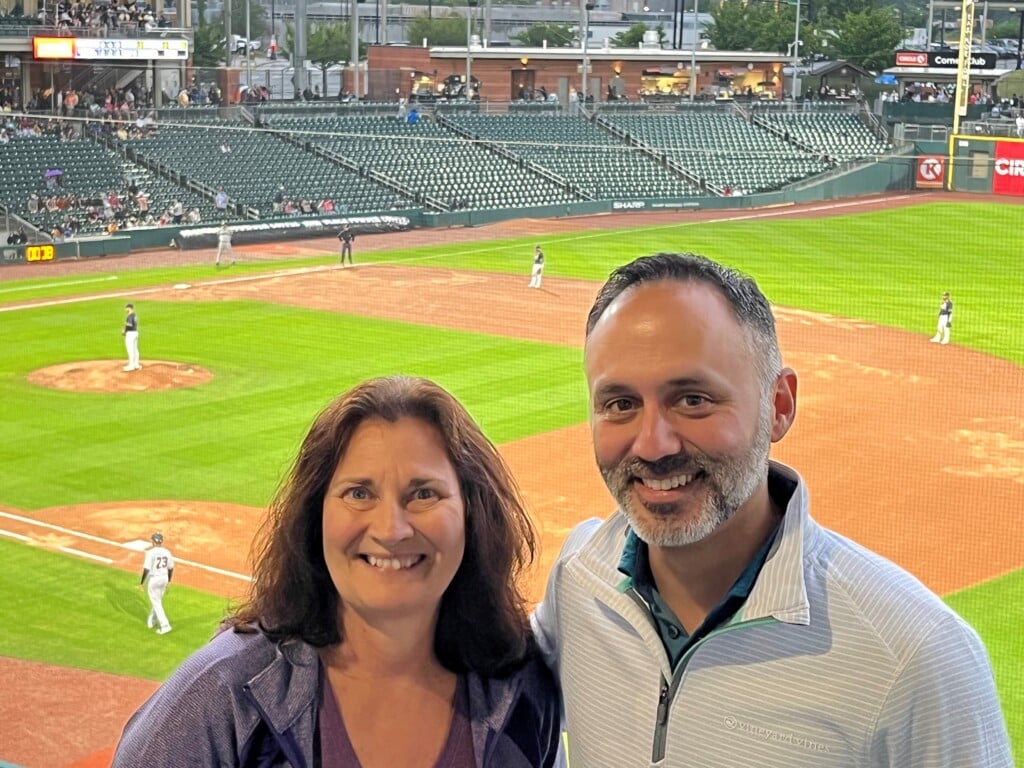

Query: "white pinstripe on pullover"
(532, 462), (1012, 767)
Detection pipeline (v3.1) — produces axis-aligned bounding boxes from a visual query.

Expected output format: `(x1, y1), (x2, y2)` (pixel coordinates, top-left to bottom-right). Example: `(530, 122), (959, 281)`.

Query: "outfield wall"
(948, 135), (1024, 196)
(0, 156), (918, 265)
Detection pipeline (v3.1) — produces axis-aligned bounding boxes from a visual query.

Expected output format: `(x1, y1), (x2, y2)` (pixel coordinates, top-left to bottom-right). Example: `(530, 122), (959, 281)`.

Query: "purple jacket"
(112, 629), (564, 768)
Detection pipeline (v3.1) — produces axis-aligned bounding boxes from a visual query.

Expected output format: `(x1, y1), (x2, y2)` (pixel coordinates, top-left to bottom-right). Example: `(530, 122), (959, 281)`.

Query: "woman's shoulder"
(173, 627), (316, 690)
(168, 628), (276, 687)
(469, 654), (559, 712)
(469, 656), (564, 768)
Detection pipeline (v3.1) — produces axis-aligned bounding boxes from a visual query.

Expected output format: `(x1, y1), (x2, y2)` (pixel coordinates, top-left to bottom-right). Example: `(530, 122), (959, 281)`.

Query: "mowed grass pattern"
(0, 200), (1022, 763)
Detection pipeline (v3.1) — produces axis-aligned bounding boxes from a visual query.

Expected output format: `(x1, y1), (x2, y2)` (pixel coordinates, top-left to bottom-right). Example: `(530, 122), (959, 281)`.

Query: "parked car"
(226, 34), (261, 53)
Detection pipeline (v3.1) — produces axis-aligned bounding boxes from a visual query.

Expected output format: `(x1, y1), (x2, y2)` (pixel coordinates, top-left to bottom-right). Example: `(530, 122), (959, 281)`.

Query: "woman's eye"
(345, 487), (370, 501)
(413, 487), (438, 501)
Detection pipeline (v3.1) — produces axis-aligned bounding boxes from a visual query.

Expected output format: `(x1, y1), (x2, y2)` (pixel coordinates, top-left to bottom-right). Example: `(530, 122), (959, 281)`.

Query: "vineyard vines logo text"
(723, 715), (833, 753)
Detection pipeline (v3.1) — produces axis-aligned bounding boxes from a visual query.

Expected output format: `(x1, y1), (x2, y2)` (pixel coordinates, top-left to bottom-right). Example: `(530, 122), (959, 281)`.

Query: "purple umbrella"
(45, 168), (63, 177)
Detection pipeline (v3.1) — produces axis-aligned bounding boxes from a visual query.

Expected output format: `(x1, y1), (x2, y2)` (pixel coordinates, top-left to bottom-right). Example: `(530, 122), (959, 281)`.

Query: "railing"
(859, 103), (890, 144)
(0, 22), (193, 39)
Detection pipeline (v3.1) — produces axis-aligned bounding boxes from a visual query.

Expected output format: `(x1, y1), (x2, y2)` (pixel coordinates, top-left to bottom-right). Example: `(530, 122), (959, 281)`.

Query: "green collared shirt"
(617, 473), (794, 669)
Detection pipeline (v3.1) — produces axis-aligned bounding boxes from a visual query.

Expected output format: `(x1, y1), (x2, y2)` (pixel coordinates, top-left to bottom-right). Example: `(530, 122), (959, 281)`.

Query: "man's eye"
(680, 394), (708, 407)
(605, 398), (635, 413)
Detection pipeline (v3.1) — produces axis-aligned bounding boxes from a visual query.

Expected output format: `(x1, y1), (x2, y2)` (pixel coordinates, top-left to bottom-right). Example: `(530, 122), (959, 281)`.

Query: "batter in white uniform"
(215, 223), (235, 266)
(140, 532), (174, 634)
(529, 244), (544, 288)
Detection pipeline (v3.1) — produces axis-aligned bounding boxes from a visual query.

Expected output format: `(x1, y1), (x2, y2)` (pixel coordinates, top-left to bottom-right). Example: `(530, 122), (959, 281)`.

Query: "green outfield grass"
(1, 199), (1021, 762)
(945, 568), (1024, 754)
(0, 537), (231, 679)
(0, 300), (582, 510)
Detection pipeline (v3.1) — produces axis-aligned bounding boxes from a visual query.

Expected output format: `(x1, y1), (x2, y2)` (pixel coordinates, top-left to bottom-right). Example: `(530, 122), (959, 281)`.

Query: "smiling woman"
(111, 376), (564, 768)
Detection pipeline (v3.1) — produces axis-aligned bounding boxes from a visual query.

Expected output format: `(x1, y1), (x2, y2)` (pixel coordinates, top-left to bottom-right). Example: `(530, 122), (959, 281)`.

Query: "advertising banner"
(992, 140), (1024, 196)
(915, 155), (946, 188)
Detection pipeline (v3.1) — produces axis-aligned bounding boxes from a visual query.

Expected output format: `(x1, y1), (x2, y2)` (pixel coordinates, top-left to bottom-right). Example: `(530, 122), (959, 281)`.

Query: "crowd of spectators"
(0, 113), (209, 238)
(36, 0), (174, 36)
(269, 185), (346, 217)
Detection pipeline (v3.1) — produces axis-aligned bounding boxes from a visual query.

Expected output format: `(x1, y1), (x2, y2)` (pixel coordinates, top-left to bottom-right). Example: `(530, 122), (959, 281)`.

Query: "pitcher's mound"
(28, 360), (214, 393)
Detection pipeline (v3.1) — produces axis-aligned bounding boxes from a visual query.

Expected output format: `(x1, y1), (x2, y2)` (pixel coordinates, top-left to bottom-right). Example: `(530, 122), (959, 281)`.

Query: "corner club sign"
(993, 141), (1024, 196)
(915, 156), (945, 188)
(893, 50), (998, 69)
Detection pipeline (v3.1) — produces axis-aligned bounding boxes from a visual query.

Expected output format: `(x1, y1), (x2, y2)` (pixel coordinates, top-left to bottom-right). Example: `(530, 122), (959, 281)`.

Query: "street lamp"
(1010, 7), (1024, 70)
(466, 0), (478, 100)
(582, 0), (595, 107)
(790, 0), (801, 100)
(350, 0), (360, 99)
(687, 0), (698, 100)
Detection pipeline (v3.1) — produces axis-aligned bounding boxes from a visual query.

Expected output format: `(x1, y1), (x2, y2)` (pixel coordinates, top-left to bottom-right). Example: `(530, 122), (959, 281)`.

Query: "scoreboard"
(33, 36), (189, 60)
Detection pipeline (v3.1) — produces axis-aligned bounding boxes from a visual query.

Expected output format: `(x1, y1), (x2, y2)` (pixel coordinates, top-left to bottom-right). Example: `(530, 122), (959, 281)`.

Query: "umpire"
(337, 223), (355, 266)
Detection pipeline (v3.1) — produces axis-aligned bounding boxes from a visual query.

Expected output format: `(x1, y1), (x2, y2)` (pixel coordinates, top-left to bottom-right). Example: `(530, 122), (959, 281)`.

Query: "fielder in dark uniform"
(122, 303), (141, 371)
(337, 223), (355, 266)
(529, 244), (545, 288)
(930, 291), (953, 345)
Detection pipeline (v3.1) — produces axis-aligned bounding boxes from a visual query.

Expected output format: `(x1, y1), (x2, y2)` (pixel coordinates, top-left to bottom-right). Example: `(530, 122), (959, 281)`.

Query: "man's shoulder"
(810, 527), (966, 646)
(552, 514), (626, 571)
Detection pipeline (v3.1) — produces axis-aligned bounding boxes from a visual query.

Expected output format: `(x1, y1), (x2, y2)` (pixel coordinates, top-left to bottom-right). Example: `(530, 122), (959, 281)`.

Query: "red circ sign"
(895, 51), (928, 67)
(915, 155), (945, 188)
(992, 140), (1024, 196)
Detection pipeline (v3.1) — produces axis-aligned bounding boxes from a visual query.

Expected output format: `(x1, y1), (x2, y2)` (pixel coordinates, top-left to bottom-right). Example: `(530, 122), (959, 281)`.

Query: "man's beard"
(599, 398), (773, 548)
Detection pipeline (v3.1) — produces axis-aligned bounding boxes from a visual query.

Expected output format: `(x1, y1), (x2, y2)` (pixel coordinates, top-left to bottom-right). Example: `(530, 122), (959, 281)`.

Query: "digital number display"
(25, 245), (55, 262)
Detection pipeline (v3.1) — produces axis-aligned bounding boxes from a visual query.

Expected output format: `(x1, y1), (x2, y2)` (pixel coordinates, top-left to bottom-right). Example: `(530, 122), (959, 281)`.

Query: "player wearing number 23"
(141, 532), (173, 634)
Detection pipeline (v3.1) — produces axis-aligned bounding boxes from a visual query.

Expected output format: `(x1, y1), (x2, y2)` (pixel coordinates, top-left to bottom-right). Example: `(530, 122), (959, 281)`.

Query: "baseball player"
(215, 222), (235, 266)
(122, 303), (141, 371)
(337, 223), (355, 266)
(140, 532), (174, 634)
(529, 244), (544, 288)
(930, 291), (953, 344)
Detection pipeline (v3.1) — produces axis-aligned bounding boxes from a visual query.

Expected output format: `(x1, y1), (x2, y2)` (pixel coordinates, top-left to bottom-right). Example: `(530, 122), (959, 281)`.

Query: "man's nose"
(632, 407), (682, 462)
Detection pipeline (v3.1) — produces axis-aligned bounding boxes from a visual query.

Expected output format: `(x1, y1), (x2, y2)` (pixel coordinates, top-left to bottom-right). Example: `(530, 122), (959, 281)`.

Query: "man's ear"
(770, 368), (797, 443)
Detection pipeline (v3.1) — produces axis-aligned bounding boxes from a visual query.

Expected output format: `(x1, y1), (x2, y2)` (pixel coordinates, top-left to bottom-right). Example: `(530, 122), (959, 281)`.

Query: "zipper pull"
(656, 681), (670, 726)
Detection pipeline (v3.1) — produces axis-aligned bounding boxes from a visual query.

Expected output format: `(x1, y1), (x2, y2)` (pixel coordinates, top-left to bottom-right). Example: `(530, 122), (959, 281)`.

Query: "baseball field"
(0, 192), (1022, 767)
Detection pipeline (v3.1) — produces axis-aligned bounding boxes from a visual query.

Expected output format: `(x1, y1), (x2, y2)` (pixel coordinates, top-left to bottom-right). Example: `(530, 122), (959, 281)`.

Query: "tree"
(513, 22), (575, 47)
(610, 22), (665, 48)
(225, 0), (267, 40)
(807, 0), (876, 24)
(831, 8), (902, 71)
(707, 0), (820, 54)
(192, 23), (227, 68)
(406, 13), (471, 46)
(308, 23), (351, 94)
(190, 0), (226, 68)
(281, 21), (365, 60)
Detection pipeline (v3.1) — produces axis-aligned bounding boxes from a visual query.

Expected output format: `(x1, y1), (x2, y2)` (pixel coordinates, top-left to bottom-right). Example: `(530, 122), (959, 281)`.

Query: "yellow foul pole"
(951, 0), (976, 135)
(950, 0), (976, 188)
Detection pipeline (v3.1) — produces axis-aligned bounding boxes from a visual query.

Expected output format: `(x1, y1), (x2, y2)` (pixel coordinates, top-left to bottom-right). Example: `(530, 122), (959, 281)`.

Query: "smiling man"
(532, 253), (1011, 767)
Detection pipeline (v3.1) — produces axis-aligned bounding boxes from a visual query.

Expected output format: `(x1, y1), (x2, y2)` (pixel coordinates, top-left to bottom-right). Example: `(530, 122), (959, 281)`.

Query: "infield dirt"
(3, 194), (1023, 768)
